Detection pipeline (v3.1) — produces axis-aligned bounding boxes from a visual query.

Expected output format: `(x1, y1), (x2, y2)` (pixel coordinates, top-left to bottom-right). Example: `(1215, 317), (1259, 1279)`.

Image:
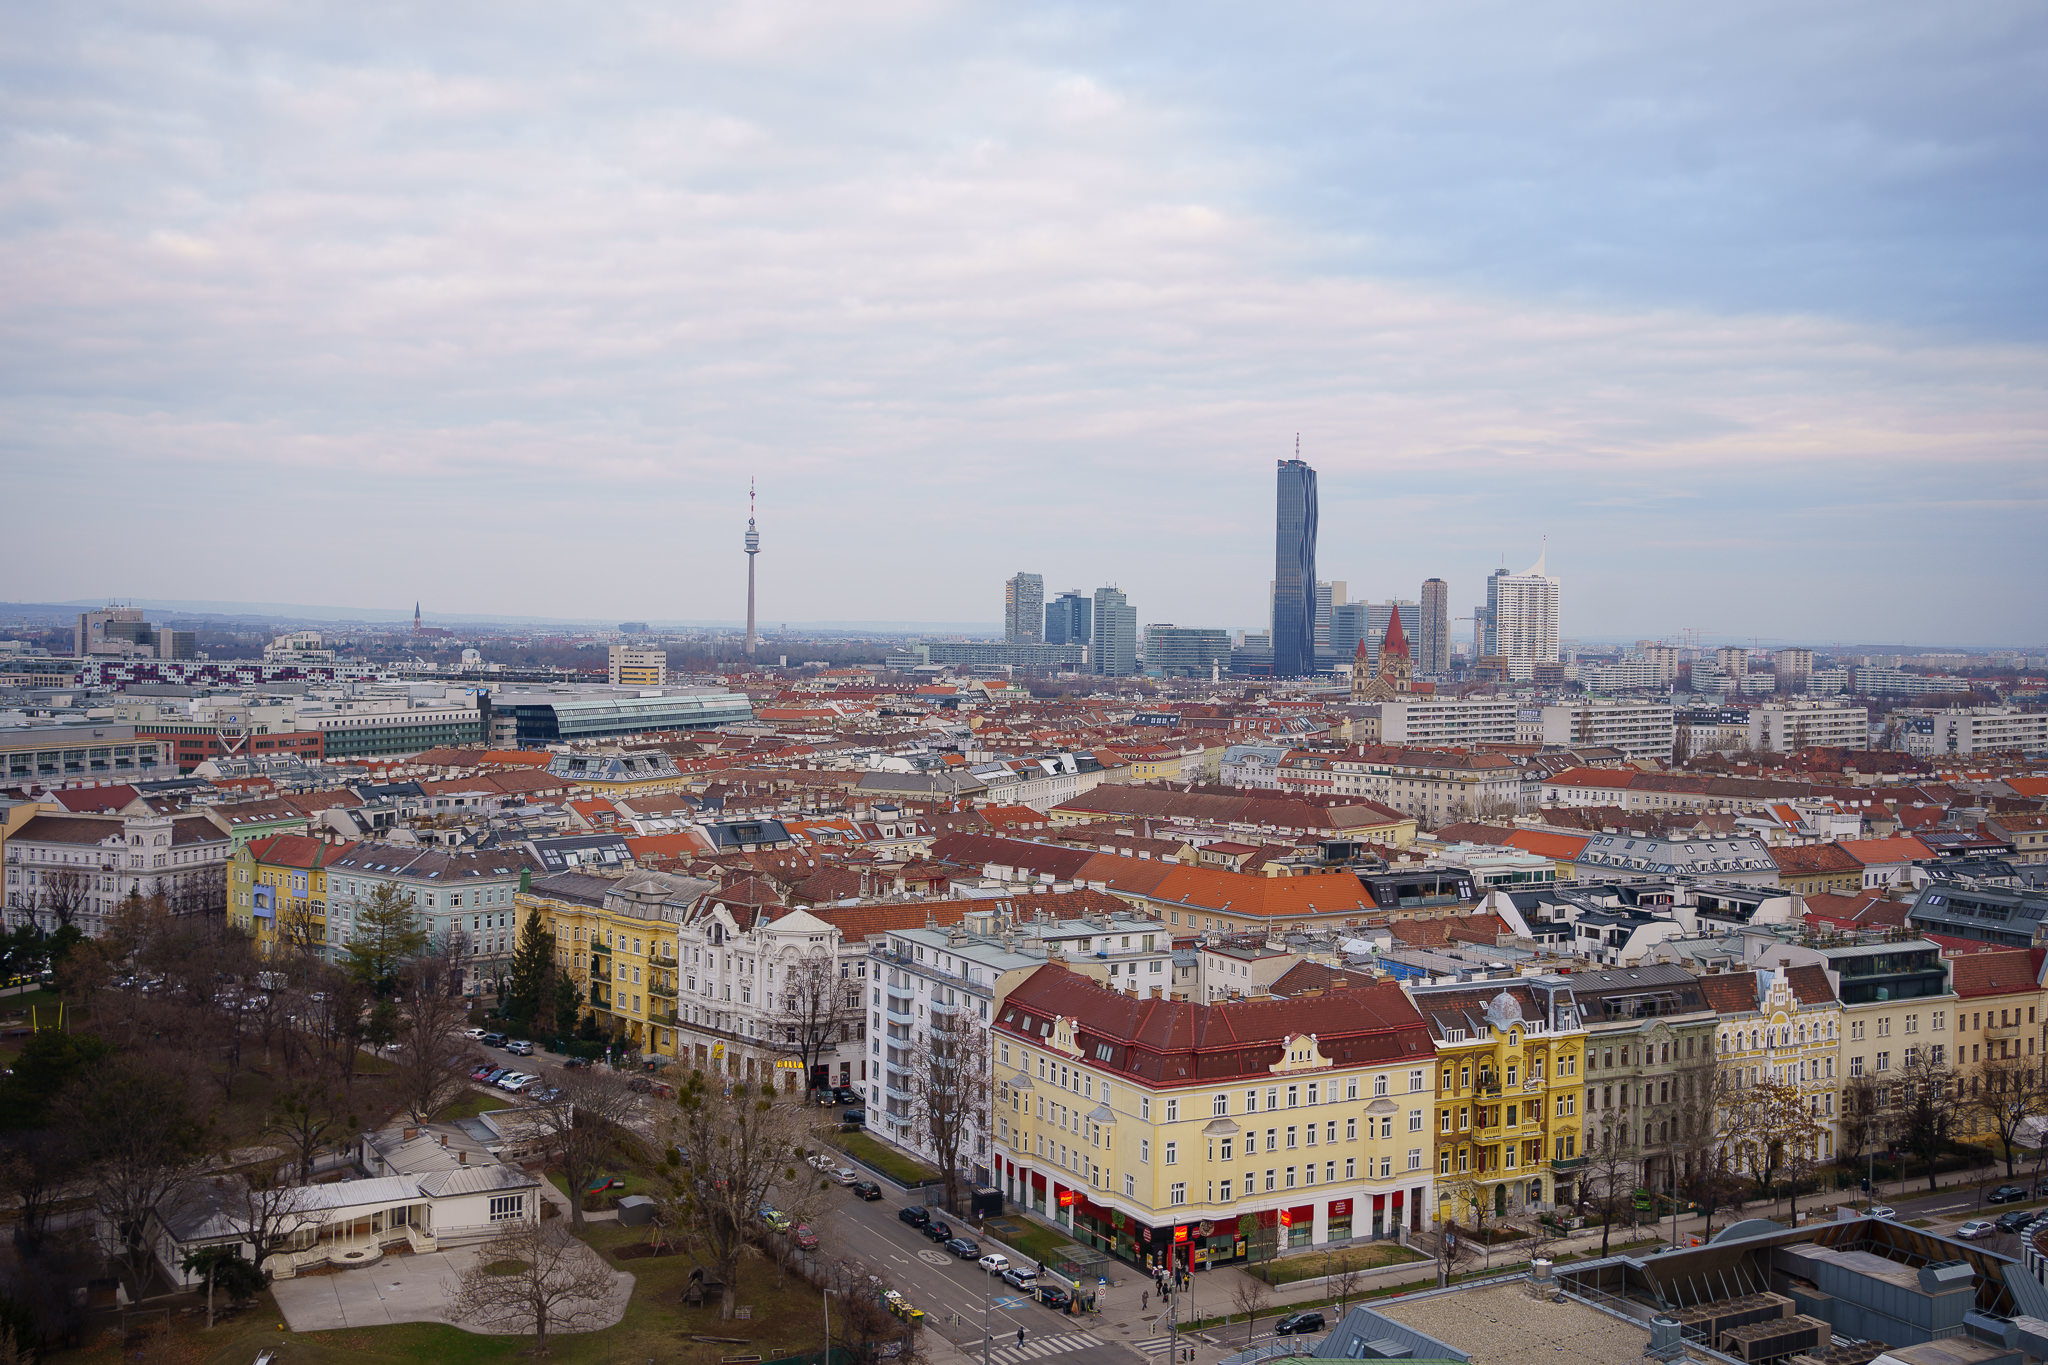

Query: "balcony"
(590, 940), (612, 955)
(885, 1004), (914, 1027)
(590, 961), (612, 981)
(1551, 1155), (1588, 1172)
(930, 999), (963, 1018)
(648, 982), (677, 1000)
(651, 1009), (679, 1027)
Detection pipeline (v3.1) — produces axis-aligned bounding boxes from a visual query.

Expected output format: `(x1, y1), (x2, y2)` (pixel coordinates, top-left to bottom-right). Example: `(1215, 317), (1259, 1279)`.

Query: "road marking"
(919, 1249), (953, 1265)
(993, 1296), (1026, 1310)
(985, 1331), (1103, 1364)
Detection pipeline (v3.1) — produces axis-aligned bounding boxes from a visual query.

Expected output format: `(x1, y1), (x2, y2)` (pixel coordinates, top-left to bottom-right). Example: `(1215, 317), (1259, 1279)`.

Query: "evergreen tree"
(342, 884), (426, 995)
(504, 913), (555, 1034)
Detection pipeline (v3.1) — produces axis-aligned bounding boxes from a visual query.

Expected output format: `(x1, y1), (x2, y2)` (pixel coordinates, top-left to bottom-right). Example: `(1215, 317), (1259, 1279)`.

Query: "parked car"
(471, 1065), (495, 1080)
(499, 1074), (535, 1092)
(834, 1168), (858, 1185)
(922, 1220), (953, 1243)
(978, 1253), (1010, 1273)
(482, 1032), (507, 1047)
(562, 1057), (592, 1070)
(840, 1108), (866, 1129)
(505, 1039), (534, 1057)
(1867, 1205), (1897, 1219)
(1958, 1220), (1996, 1240)
(1274, 1312), (1327, 1336)
(1037, 1286), (1072, 1311)
(1997, 1210), (2035, 1233)
(898, 1206), (930, 1228)
(816, 1090), (840, 1107)
(832, 1086), (859, 1104)
(946, 1238), (981, 1259)
(850, 1181), (882, 1201)
(464, 1027), (488, 1039)
(793, 1225), (819, 1250)
(761, 1208), (792, 1233)
(628, 1077), (654, 1094)
(1988, 1185), (2030, 1204)
(807, 1154), (835, 1171)
(1001, 1266), (1037, 1290)
(530, 1086), (563, 1103)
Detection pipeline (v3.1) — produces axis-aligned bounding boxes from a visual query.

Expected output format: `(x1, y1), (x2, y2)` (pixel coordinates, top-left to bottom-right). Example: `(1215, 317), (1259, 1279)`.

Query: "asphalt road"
(809, 1189), (1145, 1365)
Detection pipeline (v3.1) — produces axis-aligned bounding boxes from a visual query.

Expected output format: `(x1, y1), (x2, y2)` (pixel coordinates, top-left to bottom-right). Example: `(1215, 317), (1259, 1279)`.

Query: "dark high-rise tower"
(1271, 455), (1318, 677)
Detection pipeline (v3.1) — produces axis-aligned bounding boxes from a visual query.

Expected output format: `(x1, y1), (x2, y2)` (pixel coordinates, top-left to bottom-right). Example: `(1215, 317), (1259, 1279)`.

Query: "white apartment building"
(1540, 701), (1675, 762)
(1915, 708), (2048, 756)
(1489, 554), (1562, 663)
(1577, 658), (1666, 692)
(1775, 649), (1815, 686)
(1375, 697), (1519, 747)
(3, 811), (229, 935)
(1747, 703), (1870, 753)
(1279, 746), (1523, 826)
(607, 646), (668, 686)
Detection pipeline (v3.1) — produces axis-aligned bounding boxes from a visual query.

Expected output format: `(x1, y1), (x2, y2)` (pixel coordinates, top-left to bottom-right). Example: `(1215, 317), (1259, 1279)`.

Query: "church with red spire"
(1350, 606), (1414, 703)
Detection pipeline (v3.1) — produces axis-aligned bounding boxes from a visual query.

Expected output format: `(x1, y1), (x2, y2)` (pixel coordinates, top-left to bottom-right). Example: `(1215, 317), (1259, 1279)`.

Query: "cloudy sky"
(4, 1), (2045, 645)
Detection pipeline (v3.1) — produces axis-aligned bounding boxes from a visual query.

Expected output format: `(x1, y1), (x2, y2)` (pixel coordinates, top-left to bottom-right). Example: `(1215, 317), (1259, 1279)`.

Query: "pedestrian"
(1018, 1328), (1027, 1348)
(1142, 1291), (1149, 1311)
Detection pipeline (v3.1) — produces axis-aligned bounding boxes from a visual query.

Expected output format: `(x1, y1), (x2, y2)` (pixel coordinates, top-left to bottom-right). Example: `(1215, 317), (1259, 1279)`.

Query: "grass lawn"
(821, 1128), (941, 1186)
(983, 1216), (1079, 1270)
(434, 1089), (506, 1123)
(55, 1225), (832, 1365)
(1257, 1242), (1426, 1284)
(0, 987), (67, 1023)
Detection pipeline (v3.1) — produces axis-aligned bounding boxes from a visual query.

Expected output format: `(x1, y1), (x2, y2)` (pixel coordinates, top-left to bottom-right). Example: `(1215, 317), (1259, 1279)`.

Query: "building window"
(1409, 1110), (1423, 1132)
(1124, 1173), (1134, 1197)
(1170, 1183), (1186, 1206)
(1165, 1099), (1178, 1123)
(1265, 1170), (1276, 1192)
(1286, 1126), (1298, 1149)
(489, 1195), (524, 1222)
(1876, 1052), (1890, 1072)
(1164, 1142), (1177, 1165)
(1139, 1140), (1150, 1163)
(1213, 1093), (1229, 1117)
(1408, 1149), (1422, 1171)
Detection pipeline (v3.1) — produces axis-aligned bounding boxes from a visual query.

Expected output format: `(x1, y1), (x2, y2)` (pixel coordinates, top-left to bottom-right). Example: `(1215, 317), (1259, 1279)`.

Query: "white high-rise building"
(1092, 587), (1137, 677)
(1004, 573), (1045, 644)
(1490, 551), (1561, 663)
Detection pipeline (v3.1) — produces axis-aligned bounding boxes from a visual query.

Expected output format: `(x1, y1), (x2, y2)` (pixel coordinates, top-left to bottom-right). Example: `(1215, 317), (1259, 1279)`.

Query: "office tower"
(1004, 573), (1045, 644)
(1092, 587), (1137, 677)
(1482, 568), (1509, 656)
(1329, 601), (1370, 662)
(1419, 579), (1450, 675)
(1144, 626), (1231, 678)
(1314, 580), (1347, 651)
(1271, 457), (1318, 677)
(743, 481), (761, 657)
(1490, 551), (1561, 663)
(609, 646), (669, 686)
(1046, 590), (1092, 647)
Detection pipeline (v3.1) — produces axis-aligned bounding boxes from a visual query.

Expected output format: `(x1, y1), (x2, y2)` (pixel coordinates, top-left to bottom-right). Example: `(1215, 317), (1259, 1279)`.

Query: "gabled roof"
(1839, 836), (1936, 867)
(51, 785), (139, 814)
(1950, 947), (2043, 999)
(245, 834), (358, 870)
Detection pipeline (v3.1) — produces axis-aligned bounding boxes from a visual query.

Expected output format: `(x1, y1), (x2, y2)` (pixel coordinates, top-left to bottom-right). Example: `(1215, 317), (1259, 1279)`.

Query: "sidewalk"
(951, 1158), (2025, 1364)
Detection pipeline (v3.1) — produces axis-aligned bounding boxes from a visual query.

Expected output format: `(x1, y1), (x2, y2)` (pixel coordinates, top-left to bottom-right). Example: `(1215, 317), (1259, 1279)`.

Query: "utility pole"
(982, 1263), (992, 1365)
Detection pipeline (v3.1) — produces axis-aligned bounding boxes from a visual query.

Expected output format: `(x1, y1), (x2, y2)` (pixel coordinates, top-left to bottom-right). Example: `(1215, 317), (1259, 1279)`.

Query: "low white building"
(1747, 702), (1869, 753)
(1540, 701), (1675, 762)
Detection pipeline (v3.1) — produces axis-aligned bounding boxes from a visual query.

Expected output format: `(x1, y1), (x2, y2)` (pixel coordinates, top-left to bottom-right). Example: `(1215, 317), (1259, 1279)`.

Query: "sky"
(3, 1), (2045, 646)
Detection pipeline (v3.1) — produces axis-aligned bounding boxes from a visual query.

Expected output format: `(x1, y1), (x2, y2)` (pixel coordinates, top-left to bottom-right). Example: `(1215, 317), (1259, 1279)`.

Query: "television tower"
(744, 480), (761, 658)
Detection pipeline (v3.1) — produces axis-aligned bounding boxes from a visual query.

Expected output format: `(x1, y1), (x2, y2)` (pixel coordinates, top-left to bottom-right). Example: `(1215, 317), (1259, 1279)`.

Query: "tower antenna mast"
(744, 479), (761, 660)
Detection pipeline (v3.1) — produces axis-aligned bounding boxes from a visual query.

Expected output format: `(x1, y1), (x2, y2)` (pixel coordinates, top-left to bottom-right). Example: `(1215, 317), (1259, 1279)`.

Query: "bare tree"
(1966, 1056), (2045, 1178)
(909, 1007), (991, 1213)
(1896, 1050), (1959, 1194)
(449, 1220), (620, 1356)
(264, 1080), (359, 1183)
(0, 1130), (76, 1251)
(1838, 1074), (1887, 1170)
(35, 869), (92, 933)
(665, 1075), (812, 1317)
(391, 935), (472, 1124)
(1585, 1106), (1642, 1256)
(768, 951), (857, 1094)
(1720, 1075), (1825, 1212)
(59, 1060), (207, 1292)
(1229, 1268), (1271, 1347)
(533, 1067), (640, 1234)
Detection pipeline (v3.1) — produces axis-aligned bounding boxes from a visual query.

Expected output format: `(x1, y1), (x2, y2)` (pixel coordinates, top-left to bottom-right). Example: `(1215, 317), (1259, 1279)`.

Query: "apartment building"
(327, 844), (531, 987)
(1277, 746), (1522, 827)
(1917, 708), (2048, 756)
(1703, 966), (1841, 1165)
(1539, 701), (1676, 762)
(228, 834), (359, 959)
(1747, 703), (1870, 753)
(1406, 977), (1588, 1218)
(1570, 965), (1719, 1196)
(993, 965), (1437, 1270)
(2, 810), (229, 935)
(0, 723), (168, 788)
(1371, 697), (1519, 748)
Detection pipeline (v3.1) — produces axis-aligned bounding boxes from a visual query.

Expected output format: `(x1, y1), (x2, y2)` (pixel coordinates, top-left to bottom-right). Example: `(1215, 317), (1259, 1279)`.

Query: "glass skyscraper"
(1045, 590), (1091, 646)
(1271, 458), (1318, 677)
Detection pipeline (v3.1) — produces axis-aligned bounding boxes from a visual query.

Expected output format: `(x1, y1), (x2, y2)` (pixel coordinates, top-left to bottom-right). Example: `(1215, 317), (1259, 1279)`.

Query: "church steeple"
(1382, 606), (1410, 659)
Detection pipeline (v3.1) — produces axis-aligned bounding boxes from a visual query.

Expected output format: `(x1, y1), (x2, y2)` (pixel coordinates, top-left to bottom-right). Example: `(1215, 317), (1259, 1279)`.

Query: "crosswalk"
(1131, 1338), (1171, 1356)
(983, 1331), (1105, 1364)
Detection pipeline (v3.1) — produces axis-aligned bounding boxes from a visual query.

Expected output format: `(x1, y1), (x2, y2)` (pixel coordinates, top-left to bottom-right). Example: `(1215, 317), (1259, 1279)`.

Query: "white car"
(1957, 1220), (1996, 1240)
(1867, 1205), (1897, 1219)
(465, 1027), (488, 1039)
(498, 1073), (535, 1092)
(978, 1253), (1010, 1274)
(834, 1168), (858, 1185)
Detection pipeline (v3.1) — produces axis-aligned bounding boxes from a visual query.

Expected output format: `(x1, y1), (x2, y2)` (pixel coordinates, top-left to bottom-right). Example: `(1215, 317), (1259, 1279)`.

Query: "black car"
(832, 1086), (860, 1104)
(898, 1206), (930, 1228)
(1274, 1312), (1326, 1336)
(481, 1032), (507, 1047)
(1038, 1285), (1072, 1310)
(1996, 1209), (2035, 1233)
(1989, 1185), (2030, 1204)
(850, 1181), (883, 1201)
(923, 1220), (953, 1243)
(841, 1108), (867, 1130)
(945, 1237), (981, 1258)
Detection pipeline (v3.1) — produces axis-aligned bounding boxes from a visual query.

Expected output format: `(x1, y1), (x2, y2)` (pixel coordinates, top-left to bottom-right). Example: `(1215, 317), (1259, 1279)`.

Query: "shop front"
(1278, 1204), (1314, 1249)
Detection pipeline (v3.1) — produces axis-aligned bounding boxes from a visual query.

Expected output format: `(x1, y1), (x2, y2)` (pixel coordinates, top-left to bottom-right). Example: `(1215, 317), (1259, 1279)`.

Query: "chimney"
(459, 1150), (468, 1164)
(403, 1126), (419, 1142)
